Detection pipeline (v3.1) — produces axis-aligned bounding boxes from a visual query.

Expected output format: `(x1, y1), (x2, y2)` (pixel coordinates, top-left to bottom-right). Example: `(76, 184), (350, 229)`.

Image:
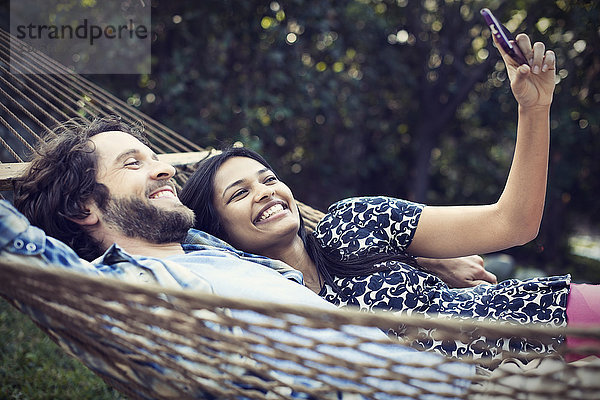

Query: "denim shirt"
(0, 200), (100, 275)
(181, 228), (304, 283)
(0, 199), (303, 289)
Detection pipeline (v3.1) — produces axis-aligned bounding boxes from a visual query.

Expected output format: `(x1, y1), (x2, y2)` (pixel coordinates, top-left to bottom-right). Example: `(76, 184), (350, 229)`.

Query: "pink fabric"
(565, 283), (600, 362)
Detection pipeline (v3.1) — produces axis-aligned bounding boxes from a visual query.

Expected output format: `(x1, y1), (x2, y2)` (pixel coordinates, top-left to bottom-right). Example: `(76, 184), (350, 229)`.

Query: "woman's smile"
(254, 201), (290, 224)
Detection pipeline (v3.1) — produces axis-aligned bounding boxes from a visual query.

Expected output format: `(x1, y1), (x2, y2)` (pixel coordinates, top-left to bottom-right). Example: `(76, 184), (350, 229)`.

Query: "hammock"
(1, 27), (600, 399)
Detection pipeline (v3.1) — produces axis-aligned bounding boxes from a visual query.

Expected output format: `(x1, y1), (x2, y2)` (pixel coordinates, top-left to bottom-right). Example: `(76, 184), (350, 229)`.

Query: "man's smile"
(149, 186), (177, 200)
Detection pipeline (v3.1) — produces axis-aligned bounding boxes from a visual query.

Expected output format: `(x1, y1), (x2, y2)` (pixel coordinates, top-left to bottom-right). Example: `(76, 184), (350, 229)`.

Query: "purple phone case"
(480, 8), (529, 65)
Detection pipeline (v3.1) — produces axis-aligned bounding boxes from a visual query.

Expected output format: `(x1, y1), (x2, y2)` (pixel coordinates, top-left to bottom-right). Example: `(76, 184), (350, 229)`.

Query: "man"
(1, 116), (474, 399)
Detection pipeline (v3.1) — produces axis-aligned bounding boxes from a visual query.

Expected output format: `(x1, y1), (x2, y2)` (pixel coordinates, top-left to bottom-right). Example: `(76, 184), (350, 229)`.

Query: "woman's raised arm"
(409, 34), (556, 258)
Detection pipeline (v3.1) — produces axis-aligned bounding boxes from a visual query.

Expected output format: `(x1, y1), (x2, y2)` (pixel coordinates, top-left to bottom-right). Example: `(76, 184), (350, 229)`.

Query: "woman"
(181, 34), (599, 362)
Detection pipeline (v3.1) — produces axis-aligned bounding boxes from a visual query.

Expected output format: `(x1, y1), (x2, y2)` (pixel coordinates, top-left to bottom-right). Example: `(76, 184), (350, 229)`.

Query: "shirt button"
(139, 272), (148, 282)
(26, 243), (37, 252)
(14, 239), (24, 249)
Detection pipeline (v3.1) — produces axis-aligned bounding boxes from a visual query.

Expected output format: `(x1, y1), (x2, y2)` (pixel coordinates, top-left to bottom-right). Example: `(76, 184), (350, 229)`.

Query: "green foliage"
(91, 0), (600, 277)
(0, 299), (124, 400)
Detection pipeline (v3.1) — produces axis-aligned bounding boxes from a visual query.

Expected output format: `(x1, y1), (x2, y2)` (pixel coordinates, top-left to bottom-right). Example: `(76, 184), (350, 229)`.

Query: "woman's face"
(212, 156), (301, 255)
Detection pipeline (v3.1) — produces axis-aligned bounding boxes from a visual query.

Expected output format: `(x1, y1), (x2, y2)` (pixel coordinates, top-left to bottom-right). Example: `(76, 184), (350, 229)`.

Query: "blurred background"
(0, 0), (599, 397)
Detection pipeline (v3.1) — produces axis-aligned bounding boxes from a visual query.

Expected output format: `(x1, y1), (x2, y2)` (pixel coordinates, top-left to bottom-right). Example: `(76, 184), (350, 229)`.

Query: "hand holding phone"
(480, 8), (529, 66)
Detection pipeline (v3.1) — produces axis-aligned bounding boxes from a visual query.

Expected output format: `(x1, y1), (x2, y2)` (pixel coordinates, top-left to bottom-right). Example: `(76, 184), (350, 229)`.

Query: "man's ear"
(67, 202), (100, 226)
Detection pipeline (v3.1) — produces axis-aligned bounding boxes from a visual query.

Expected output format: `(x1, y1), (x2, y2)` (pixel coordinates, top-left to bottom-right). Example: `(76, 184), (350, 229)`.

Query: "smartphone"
(480, 8), (529, 65)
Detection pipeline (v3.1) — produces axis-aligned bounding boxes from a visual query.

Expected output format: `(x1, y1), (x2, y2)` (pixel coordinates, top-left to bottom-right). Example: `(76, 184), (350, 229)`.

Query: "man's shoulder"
(183, 229), (234, 250)
(181, 229), (303, 282)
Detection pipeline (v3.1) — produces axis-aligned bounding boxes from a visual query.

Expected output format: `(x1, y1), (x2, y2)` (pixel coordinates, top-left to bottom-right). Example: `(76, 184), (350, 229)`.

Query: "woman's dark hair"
(14, 116), (147, 260)
(180, 147), (419, 293)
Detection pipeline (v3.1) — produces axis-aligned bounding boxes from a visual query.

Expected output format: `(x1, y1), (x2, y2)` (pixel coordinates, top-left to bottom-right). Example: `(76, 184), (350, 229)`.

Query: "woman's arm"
(409, 34), (556, 258)
(416, 255), (497, 287)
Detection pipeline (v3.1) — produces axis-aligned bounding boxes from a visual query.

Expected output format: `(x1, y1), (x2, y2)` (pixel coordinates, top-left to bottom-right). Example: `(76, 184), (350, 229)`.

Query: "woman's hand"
(416, 255), (497, 288)
(498, 34), (556, 109)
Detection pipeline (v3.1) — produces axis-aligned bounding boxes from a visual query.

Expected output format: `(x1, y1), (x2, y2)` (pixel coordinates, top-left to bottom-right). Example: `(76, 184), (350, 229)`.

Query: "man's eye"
(265, 176), (278, 183)
(125, 159), (140, 167)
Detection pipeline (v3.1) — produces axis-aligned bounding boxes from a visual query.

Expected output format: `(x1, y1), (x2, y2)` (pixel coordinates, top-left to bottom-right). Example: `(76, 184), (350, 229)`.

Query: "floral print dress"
(313, 196), (570, 362)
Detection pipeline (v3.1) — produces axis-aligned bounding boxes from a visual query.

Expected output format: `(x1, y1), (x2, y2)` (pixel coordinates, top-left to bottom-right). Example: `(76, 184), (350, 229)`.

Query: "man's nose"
(151, 160), (176, 180)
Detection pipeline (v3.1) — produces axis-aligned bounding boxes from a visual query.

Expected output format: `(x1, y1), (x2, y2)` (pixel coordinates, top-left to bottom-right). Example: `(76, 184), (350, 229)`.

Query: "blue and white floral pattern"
(314, 196), (570, 361)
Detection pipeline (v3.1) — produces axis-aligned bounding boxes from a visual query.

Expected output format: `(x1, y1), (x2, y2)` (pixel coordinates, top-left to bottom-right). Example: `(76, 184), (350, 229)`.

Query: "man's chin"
(160, 205), (195, 227)
(148, 198), (195, 222)
(102, 195), (195, 244)
(143, 206), (195, 244)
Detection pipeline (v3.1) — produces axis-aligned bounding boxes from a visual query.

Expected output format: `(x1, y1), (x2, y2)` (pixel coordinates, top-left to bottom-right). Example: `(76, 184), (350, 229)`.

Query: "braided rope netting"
(1, 259), (599, 400)
(0, 28), (201, 155)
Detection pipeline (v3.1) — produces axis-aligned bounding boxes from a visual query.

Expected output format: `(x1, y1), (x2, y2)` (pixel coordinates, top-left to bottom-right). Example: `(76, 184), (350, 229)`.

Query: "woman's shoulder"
(314, 196), (425, 257)
(325, 196), (424, 217)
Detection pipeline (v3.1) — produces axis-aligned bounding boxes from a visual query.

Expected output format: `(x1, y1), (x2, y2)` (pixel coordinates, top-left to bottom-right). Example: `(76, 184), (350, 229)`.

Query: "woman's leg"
(565, 283), (600, 362)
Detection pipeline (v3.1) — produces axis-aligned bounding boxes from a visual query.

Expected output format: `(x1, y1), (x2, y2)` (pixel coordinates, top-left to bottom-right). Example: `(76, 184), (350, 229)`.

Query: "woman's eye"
(229, 189), (248, 202)
(265, 176), (278, 184)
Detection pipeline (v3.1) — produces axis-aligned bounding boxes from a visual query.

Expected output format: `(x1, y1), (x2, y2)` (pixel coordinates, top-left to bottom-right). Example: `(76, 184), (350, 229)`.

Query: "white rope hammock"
(2, 258), (599, 400)
(1, 27), (599, 400)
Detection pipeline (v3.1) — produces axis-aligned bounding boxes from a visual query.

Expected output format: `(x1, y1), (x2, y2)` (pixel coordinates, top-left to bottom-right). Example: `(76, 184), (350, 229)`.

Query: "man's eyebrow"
(114, 149), (138, 164)
(221, 167), (270, 199)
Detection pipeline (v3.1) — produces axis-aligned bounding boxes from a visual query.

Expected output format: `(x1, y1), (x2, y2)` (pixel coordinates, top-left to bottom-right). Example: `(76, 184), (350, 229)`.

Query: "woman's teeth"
(257, 204), (284, 222)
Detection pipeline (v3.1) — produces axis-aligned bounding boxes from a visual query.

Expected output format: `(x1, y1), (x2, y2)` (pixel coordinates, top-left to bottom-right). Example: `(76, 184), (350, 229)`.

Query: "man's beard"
(100, 195), (195, 244)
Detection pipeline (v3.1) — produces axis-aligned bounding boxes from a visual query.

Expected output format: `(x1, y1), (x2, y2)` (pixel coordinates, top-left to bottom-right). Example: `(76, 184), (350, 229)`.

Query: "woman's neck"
(262, 236), (322, 294)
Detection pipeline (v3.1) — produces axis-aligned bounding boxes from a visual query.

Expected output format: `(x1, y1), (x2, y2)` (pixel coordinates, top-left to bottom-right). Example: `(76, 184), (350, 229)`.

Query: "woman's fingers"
(531, 41), (546, 74)
(514, 34), (555, 76)
(515, 33), (533, 64)
(542, 49), (556, 73)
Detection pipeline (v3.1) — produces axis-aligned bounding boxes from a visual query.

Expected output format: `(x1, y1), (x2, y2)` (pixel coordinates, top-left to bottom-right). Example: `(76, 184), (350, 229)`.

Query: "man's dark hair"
(14, 116), (147, 260)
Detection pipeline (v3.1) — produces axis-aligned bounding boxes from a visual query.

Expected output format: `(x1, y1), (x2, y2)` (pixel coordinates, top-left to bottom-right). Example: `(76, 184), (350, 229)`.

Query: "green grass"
(0, 299), (126, 400)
